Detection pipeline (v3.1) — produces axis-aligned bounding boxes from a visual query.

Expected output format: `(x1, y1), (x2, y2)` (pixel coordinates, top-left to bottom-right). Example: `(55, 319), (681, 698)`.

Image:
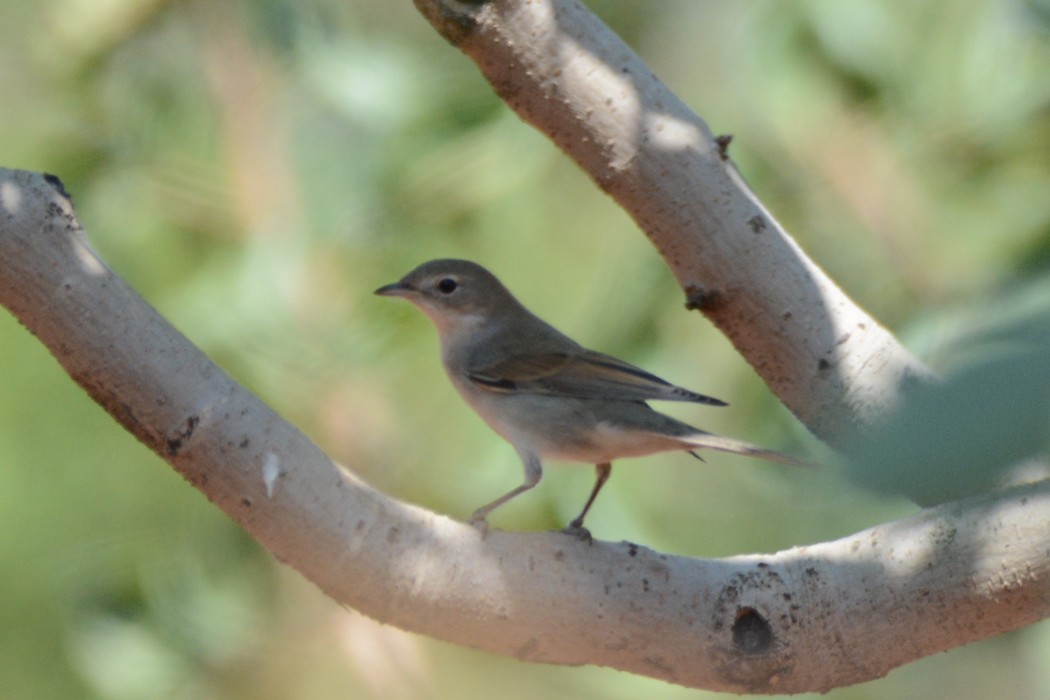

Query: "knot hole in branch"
(732, 607), (772, 655)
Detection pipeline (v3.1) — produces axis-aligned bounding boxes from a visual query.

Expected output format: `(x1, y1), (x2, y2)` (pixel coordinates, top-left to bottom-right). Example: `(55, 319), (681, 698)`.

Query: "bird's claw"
(468, 516), (491, 539)
(560, 522), (594, 544)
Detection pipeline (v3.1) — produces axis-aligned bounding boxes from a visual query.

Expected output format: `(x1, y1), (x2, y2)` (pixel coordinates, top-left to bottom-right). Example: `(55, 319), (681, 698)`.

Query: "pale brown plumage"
(377, 259), (805, 538)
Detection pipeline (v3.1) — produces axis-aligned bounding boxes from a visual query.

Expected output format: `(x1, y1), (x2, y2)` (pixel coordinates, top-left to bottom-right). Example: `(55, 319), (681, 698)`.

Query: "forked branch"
(1, 169), (1048, 693)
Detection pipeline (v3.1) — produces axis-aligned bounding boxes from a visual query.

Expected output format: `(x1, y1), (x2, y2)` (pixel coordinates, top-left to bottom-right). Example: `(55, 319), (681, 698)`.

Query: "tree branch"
(412, 0), (934, 446)
(1, 168), (1048, 693)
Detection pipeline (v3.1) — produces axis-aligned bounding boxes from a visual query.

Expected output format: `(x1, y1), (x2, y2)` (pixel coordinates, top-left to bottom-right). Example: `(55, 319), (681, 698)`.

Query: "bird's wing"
(466, 350), (727, 405)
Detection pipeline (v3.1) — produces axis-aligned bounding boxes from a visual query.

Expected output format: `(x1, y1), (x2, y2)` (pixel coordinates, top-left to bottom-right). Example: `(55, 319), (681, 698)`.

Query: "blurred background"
(2, 0), (1049, 697)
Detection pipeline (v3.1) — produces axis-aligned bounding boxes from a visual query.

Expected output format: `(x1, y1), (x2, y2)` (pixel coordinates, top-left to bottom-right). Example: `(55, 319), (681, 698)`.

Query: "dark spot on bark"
(732, 607), (772, 655)
(715, 134), (733, 160)
(684, 285), (722, 311)
(43, 173), (72, 201)
(166, 415), (200, 456)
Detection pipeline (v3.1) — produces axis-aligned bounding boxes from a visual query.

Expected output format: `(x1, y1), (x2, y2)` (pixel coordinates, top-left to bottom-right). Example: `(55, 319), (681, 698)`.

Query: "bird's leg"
(469, 451), (543, 537)
(562, 462), (612, 542)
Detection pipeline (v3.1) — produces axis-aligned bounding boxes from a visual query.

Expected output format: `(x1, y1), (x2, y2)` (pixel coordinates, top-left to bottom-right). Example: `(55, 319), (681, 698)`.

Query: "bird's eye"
(436, 277), (458, 294)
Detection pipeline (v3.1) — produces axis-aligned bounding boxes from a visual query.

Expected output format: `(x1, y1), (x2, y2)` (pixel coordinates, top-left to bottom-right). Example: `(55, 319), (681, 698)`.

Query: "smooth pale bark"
(412, 0), (934, 446)
(1, 168), (1048, 693)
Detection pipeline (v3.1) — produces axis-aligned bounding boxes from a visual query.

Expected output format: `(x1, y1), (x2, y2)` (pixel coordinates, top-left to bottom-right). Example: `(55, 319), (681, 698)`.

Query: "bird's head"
(375, 259), (519, 336)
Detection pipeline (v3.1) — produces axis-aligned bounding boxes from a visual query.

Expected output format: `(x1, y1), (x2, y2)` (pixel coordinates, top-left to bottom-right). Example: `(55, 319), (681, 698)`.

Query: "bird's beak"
(374, 281), (412, 297)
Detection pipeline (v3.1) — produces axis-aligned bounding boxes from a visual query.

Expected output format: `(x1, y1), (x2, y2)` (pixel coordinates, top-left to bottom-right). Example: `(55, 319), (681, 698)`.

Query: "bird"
(375, 259), (804, 538)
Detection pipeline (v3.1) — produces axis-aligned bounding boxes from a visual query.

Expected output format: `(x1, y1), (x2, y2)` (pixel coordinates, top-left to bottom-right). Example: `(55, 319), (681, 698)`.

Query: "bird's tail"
(684, 432), (811, 467)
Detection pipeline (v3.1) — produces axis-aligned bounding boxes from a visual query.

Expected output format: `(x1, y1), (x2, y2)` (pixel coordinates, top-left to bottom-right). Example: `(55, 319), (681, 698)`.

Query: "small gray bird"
(376, 259), (803, 538)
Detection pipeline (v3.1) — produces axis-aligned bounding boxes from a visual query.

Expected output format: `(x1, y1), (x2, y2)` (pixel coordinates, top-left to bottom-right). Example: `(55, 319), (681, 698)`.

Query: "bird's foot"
(468, 515), (491, 539)
(560, 519), (593, 544)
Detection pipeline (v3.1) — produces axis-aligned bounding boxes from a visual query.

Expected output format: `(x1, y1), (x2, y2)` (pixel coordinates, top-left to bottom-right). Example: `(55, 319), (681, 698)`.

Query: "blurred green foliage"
(1, 0), (1049, 698)
(845, 277), (1050, 505)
